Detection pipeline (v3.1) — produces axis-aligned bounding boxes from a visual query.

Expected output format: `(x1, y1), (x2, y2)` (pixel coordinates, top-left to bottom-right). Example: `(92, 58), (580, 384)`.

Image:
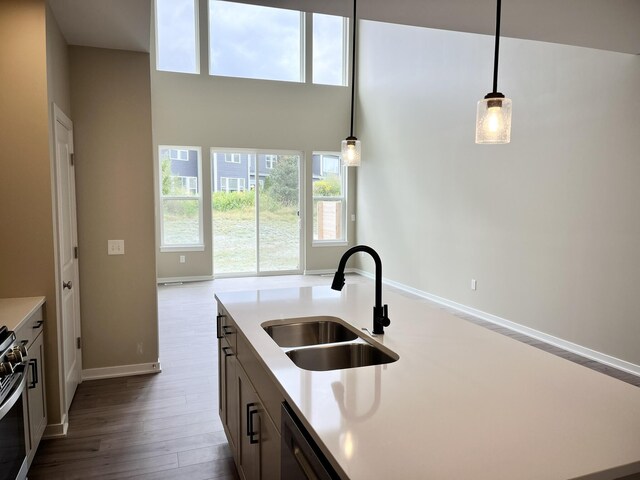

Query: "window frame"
(154, 0), (201, 75)
(211, 147), (305, 275)
(170, 148), (189, 161)
(206, 2), (348, 86)
(312, 13), (349, 87)
(158, 145), (204, 252)
(265, 155), (278, 169)
(208, 1), (306, 83)
(220, 176), (246, 192)
(312, 151), (348, 246)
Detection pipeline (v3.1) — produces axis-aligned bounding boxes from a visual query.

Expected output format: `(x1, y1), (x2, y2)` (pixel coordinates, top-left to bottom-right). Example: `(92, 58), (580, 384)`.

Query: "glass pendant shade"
(475, 97), (512, 144)
(341, 136), (361, 166)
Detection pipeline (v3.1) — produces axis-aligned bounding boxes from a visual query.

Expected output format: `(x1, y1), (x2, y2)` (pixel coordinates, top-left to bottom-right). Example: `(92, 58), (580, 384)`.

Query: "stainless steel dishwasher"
(281, 402), (340, 480)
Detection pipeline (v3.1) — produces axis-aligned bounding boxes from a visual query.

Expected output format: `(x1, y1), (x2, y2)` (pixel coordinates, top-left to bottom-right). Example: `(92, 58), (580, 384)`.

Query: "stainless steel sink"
(263, 317), (358, 348)
(285, 343), (398, 371)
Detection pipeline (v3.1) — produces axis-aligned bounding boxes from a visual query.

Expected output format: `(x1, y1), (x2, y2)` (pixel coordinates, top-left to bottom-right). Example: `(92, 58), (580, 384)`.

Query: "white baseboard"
(44, 413), (68, 439)
(354, 269), (640, 378)
(82, 361), (162, 381)
(304, 269), (335, 275)
(304, 268), (357, 276)
(157, 275), (213, 284)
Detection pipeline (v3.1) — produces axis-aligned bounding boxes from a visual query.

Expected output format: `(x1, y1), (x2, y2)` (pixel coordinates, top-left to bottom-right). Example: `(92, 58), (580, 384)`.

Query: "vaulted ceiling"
(48, 0), (640, 55)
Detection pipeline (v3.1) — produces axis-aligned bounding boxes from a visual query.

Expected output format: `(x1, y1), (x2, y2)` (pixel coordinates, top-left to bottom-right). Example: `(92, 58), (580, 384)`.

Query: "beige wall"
(152, 73), (356, 278)
(0, 0), (65, 425)
(69, 47), (158, 369)
(356, 21), (640, 366)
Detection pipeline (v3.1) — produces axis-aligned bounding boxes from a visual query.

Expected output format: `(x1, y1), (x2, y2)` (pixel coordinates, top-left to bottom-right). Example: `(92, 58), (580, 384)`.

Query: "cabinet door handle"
(28, 359), (38, 389)
(216, 315), (223, 339)
(246, 402), (254, 436)
(222, 346), (234, 357)
(246, 402), (259, 444)
(222, 325), (234, 335)
(33, 320), (44, 329)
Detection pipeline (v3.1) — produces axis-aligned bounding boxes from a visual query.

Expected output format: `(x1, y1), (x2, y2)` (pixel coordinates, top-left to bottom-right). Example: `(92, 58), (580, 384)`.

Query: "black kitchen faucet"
(330, 245), (391, 334)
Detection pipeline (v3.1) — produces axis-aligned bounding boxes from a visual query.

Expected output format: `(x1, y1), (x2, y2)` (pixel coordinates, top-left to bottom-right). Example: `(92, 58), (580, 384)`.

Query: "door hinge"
(70, 153), (75, 166)
(74, 246), (78, 259)
(76, 337), (81, 349)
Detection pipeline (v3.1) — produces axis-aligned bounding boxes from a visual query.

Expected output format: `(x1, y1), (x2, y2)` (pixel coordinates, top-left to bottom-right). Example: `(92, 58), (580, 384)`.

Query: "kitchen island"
(215, 283), (640, 479)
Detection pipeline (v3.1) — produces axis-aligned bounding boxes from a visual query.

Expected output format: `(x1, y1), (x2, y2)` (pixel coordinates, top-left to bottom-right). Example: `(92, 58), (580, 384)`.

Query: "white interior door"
(54, 105), (82, 413)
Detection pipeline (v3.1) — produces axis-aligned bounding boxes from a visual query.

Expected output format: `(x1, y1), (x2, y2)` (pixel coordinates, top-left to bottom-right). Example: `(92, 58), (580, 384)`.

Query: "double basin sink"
(262, 316), (398, 371)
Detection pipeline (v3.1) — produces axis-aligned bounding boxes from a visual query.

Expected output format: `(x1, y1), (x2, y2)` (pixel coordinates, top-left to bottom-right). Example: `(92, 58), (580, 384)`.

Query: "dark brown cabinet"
(217, 303), (281, 480)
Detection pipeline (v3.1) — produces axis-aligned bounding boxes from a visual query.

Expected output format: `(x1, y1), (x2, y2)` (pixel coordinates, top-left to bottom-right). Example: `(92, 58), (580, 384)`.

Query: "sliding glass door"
(212, 149), (302, 276)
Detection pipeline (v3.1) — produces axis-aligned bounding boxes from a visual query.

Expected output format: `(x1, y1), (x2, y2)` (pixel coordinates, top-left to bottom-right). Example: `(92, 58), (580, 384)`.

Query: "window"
(170, 148), (189, 161)
(265, 155), (278, 169)
(155, 0), (199, 74)
(159, 146), (203, 248)
(157, 0), (347, 85)
(220, 177), (246, 192)
(224, 153), (241, 164)
(312, 153), (347, 243)
(321, 155), (340, 175)
(313, 14), (348, 86)
(209, 1), (303, 82)
(174, 176), (198, 195)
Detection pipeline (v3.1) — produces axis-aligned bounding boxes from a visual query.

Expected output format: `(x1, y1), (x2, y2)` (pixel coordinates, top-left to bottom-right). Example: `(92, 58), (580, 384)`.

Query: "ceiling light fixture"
(341, 0), (361, 166)
(475, 0), (512, 144)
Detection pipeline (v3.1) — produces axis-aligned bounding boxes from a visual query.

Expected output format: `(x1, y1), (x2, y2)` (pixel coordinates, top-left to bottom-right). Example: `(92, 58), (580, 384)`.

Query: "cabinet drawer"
(14, 306), (44, 352)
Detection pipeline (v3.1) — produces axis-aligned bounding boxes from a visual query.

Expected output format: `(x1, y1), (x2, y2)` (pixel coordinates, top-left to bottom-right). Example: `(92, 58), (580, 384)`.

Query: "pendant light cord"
(349, 0), (357, 136)
(492, 0), (501, 93)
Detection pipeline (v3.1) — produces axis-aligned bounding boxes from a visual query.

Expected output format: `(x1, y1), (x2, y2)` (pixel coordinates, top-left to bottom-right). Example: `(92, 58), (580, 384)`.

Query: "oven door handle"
(0, 371), (26, 420)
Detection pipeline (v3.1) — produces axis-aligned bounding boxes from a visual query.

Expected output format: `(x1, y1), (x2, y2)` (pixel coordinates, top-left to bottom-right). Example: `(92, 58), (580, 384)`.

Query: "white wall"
(356, 20), (640, 367)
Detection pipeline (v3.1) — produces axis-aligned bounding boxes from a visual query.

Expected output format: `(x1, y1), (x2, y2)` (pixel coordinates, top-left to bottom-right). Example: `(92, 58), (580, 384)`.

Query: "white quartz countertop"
(216, 284), (640, 480)
(0, 296), (45, 332)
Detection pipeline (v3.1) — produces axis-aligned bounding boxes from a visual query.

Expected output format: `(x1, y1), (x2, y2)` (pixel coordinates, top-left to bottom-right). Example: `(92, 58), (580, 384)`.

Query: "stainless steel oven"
(0, 327), (28, 480)
(281, 402), (340, 480)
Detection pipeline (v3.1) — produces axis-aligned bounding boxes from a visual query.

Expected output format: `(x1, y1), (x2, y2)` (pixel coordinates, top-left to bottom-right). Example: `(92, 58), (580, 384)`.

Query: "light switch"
(108, 240), (125, 255)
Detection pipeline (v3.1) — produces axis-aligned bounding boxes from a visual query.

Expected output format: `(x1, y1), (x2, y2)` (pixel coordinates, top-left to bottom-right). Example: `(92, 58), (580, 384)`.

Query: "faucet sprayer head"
(331, 272), (345, 291)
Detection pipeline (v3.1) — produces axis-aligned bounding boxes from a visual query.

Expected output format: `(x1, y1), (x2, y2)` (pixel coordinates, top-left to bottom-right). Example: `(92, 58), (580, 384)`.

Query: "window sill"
(160, 245), (205, 253)
(312, 241), (348, 248)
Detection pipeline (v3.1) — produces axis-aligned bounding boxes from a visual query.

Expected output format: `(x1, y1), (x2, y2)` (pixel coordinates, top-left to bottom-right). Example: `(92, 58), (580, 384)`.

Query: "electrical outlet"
(108, 240), (125, 255)
(351, 214), (356, 222)
(471, 279), (477, 291)
(137, 342), (143, 355)
(179, 255), (186, 264)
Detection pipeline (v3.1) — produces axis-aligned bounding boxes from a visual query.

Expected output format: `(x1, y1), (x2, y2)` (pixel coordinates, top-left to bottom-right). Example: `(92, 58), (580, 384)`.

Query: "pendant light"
(475, 0), (512, 144)
(341, 0), (361, 166)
